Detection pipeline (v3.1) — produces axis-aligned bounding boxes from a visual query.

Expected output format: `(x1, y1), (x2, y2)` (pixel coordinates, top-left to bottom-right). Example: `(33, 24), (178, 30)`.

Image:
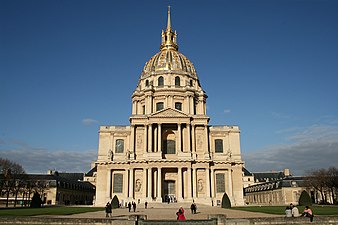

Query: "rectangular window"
(115, 139), (124, 153)
(215, 139), (223, 153)
(156, 102), (164, 111)
(113, 174), (123, 193)
(175, 102), (182, 111)
(216, 173), (225, 193)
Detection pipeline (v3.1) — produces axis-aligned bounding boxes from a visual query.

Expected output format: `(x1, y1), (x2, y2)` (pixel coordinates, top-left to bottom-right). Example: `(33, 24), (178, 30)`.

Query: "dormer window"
(175, 76), (180, 86)
(158, 76), (164, 87)
(156, 102), (164, 111)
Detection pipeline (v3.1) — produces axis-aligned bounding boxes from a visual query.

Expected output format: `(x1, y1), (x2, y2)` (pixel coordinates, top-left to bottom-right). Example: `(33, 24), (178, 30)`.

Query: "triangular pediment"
(151, 108), (189, 118)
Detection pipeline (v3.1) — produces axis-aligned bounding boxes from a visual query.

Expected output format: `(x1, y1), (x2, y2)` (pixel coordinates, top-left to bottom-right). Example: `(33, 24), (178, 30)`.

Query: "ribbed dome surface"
(142, 49), (196, 77)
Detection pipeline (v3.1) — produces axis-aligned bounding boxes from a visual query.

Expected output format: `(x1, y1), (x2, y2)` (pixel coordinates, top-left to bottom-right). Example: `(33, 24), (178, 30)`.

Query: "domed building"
(94, 8), (244, 207)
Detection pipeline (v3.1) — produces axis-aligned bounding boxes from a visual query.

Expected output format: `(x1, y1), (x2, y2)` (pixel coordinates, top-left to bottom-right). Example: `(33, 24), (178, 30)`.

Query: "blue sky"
(1, 0), (338, 175)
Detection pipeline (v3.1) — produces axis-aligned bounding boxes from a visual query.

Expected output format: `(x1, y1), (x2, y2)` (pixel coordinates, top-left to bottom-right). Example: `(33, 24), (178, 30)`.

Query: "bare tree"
(327, 167), (338, 204)
(305, 167), (338, 204)
(305, 168), (327, 204)
(0, 158), (26, 207)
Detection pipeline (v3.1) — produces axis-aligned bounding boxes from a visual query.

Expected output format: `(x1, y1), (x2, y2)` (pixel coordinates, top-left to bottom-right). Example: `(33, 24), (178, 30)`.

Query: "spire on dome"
(166, 6), (172, 31)
(160, 6), (178, 51)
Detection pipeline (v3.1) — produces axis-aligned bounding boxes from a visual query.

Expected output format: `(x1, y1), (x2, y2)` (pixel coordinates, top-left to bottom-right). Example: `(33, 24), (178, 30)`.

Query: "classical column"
(158, 123), (162, 152)
(132, 101), (136, 115)
(205, 168), (210, 198)
(156, 168), (162, 202)
(106, 169), (112, 199)
(154, 127), (158, 152)
(124, 169), (129, 199)
(147, 168), (152, 199)
(204, 125), (209, 155)
(187, 123), (191, 152)
(149, 95), (153, 114)
(189, 96), (194, 114)
(154, 170), (157, 198)
(129, 168), (134, 199)
(192, 168), (197, 198)
(177, 167), (182, 200)
(184, 96), (189, 114)
(210, 169), (215, 199)
(178, 123), (182, 152)
(228, 169), (233, 197)
(142, 168), (147, 199)
(130, 125), (135, 154)
(187, 167), (192, 199)
(144, 124), (148, 153)
(145, 96), (149, 114)
(148, 124), (153, 152)
(191, 125), (196, 153)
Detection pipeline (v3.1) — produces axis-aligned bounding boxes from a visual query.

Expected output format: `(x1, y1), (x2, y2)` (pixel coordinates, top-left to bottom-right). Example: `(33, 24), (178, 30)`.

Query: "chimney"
(284, 168), (290, 177)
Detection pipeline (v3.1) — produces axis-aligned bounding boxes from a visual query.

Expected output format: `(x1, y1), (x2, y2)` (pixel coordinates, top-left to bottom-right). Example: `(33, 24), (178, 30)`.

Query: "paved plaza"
(58, 203), (281, 220)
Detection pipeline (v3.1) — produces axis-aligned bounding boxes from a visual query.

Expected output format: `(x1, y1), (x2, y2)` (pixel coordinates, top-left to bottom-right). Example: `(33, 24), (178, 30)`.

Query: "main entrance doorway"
(163, 180), (176, 203)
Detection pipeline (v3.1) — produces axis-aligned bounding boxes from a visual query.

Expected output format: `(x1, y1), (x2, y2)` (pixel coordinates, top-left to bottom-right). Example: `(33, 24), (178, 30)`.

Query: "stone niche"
(197, 169), (206, 196)
(134, 169), (144, 199)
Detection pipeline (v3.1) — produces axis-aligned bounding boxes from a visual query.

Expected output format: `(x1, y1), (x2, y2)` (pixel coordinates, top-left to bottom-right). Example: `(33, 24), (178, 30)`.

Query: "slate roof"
(85, 166), (97, 176)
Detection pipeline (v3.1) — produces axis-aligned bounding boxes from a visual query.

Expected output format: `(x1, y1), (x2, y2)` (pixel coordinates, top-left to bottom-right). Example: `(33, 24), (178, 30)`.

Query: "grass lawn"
(0, 206), (104, 216)
(232, 205), (338, 215)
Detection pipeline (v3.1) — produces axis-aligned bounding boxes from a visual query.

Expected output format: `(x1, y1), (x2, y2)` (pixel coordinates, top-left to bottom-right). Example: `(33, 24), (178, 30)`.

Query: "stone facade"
(94, 8), (244, 207)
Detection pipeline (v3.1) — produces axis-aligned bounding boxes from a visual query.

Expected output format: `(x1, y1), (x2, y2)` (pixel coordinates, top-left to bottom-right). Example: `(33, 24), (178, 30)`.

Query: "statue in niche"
(137, 135), (143, 148)
(225, 149), (232, 160)
(108, 149), (113, 161)
(198, 179), (203, 192)
(125, 150), (130, 160)
(197, 135), (203, 148)
(135, 179), (142, 192)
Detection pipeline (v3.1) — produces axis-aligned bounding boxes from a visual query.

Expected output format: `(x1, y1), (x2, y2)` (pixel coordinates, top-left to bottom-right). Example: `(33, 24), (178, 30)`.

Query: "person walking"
(128, 202), (132, 212)
(132, 201), (137, 212)
(105, 202), (112, 218)
(145, 201), (148, 209)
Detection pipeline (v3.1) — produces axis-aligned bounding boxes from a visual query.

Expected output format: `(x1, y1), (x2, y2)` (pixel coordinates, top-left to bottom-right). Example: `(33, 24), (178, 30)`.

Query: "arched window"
(215, 139), (223, 153)
(156, 102), (164, 111)
(115, 139), (124, 153)
(190, 80), (193, 87)
(175, 76), (180, 86)
(158, 76), (164, 87)
(175, 102), (182, 111)
(145, 80), (149, 87)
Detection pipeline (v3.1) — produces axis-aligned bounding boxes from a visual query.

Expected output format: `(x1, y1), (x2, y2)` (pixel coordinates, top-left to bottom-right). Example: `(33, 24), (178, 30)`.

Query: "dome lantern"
(160, 6), (178, 51)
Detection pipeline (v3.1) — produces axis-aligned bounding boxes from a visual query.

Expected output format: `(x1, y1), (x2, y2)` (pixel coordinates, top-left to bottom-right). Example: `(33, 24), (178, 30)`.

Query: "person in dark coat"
(132, 201), (137, 212)
(128, 202), (132, 212)
(105, 202), (112, 217)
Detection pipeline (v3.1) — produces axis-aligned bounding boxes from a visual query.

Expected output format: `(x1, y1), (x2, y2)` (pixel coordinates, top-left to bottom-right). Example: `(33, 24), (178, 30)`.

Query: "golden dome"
(141, 6), (197, 78)
(142, 49), (197, 77)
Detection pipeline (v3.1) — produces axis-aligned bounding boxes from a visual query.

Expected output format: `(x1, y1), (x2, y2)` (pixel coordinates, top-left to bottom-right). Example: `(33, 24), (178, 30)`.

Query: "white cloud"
(82, 118), (99, 125)
(224, 109), (231, 113)
(0, 139), (97, 173)
(243, 124), (338, 176)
